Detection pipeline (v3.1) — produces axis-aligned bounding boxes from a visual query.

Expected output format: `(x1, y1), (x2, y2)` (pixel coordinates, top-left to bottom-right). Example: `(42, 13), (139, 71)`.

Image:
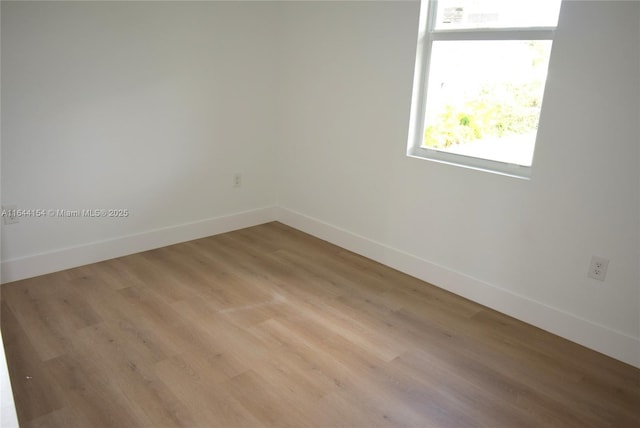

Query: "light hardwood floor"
(1, 222), (639, 427)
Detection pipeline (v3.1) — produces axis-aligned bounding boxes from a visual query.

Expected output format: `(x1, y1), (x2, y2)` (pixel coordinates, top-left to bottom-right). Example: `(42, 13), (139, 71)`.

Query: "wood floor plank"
(0, 304), (64, 423)
(154, 355), (265, 427)
(69, 316), (197, 427)
(2, 222), (639, 427)
(225, 369), (314, 428)
(23, 408), (75, 428)
(2, 275), (102, 361)
(43, 352), (148, 427)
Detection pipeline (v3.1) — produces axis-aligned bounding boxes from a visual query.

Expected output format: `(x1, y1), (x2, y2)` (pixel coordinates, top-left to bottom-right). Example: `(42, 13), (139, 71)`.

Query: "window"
(407, 0), (562, 178)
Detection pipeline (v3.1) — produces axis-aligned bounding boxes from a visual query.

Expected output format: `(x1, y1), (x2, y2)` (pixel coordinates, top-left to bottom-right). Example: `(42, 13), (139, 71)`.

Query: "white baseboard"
(1, 206), (278, 284)
(276, 207), (640, 369)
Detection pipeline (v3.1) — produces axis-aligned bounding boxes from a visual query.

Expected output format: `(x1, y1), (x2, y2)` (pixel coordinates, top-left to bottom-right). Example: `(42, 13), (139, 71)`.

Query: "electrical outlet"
(2, 204), (19, 225)
(588, 256), (609, 281)
(233, 173), (242, 188)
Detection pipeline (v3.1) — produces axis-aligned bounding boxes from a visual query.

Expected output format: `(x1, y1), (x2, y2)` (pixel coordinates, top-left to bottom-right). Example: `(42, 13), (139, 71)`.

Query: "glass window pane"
(422, 40), (553, 166)
(435, 0), (562, 30)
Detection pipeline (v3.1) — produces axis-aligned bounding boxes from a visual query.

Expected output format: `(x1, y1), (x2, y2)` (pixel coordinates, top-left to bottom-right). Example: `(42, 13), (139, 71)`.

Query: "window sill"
(407, 146), (532, 180)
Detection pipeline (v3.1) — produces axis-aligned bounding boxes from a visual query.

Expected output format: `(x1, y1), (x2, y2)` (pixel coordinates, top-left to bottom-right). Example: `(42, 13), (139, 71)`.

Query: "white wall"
(1, 1), (639, 367)
(0, 4), (19, 425)
(637, 3), (640, 358)
(277, 0), (640, 366)
(1, 1), (279, 279)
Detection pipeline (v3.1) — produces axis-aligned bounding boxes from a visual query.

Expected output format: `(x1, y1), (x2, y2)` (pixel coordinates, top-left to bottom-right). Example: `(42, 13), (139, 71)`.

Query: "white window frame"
(407, 0), (558, 179)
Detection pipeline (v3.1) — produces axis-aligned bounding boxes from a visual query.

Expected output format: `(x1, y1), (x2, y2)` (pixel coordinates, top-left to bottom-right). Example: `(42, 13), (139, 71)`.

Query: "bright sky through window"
(434, 0), (561, 30)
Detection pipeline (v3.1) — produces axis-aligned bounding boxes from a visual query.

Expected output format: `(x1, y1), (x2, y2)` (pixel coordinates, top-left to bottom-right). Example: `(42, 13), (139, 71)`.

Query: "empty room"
(1, 0), (639, 427)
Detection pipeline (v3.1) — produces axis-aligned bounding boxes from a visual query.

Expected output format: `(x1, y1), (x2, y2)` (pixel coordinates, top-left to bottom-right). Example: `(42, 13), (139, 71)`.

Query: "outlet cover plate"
(2, 204), (19, 225)
(588, 256), (609, 281)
